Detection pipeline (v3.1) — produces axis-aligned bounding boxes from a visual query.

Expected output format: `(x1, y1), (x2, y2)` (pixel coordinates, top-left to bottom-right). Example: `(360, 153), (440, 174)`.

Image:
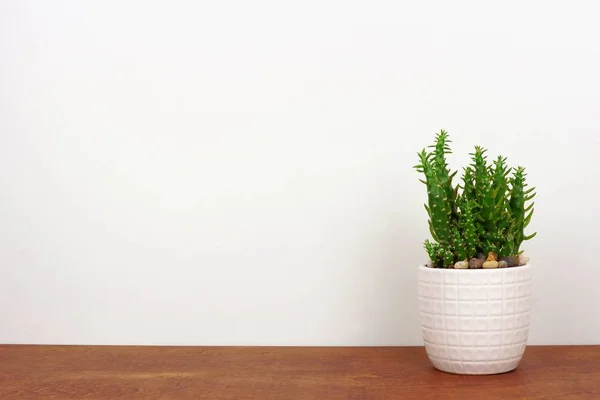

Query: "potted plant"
(414, 130), (536, 375)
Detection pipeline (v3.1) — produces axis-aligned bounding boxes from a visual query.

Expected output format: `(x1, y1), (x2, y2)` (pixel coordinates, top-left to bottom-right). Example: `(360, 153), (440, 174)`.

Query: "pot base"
(429, 356), (521, 375)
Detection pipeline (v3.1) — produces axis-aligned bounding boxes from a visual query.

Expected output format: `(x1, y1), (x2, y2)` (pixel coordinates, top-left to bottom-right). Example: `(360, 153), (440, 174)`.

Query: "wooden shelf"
(1, 345), (599, 399)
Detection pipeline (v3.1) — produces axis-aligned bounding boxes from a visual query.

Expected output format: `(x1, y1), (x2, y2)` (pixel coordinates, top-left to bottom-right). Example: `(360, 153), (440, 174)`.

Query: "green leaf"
(525, 193), (536, 201)
(524, 232), (537, 240)
(524, 208), (534, 227)
(428, 220), (439, 242)
(424, 204), (431, 216)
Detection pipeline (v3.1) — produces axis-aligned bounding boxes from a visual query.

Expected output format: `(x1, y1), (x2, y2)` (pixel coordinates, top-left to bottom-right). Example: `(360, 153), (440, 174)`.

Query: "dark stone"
(500, 256), (519, 267)
(469, 258), (484, 269)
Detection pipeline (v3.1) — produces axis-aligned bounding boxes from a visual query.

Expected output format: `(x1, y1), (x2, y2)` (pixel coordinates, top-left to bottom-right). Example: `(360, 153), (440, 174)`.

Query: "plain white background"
(1, 0), (599, 345)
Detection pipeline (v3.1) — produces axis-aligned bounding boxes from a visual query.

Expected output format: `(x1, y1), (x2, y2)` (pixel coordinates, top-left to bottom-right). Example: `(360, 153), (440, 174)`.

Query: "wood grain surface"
(1, 345), (599, 399)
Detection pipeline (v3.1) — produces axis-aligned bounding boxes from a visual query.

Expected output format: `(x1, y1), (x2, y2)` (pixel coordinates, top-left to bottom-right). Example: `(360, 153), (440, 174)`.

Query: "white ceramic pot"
(418, 264), (532, 375)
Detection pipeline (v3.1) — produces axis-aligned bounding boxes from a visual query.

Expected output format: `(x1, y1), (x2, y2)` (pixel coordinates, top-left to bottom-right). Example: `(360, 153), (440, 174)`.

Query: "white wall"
(1, 0), (599, 345)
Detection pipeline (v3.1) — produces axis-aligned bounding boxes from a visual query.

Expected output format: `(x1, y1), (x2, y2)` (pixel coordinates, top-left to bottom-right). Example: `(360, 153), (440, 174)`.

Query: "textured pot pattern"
(418, 264), (532, 375)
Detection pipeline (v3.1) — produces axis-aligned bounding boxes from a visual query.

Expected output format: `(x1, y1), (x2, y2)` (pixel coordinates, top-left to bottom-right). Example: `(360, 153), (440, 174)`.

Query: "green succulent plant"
(415, 130), (536, 268)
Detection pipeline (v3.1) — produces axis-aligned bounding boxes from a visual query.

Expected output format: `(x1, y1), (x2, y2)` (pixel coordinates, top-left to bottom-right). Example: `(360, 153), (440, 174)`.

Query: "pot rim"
(418, 263), (531, 272)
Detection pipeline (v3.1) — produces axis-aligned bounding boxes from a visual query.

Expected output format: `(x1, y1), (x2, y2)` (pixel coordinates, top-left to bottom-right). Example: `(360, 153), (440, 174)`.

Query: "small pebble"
(500, 256), (519, 267)
(518, 254), (530, 266)
(454, 260), (469, 269)
(483, 260), (499, 269)
(469, 258), (484, 269)
(498, 260), (508, 268)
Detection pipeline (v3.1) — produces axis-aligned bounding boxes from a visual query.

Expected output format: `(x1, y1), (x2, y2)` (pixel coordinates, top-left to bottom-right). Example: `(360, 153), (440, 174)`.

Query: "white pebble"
(518, 254), (530, 265)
